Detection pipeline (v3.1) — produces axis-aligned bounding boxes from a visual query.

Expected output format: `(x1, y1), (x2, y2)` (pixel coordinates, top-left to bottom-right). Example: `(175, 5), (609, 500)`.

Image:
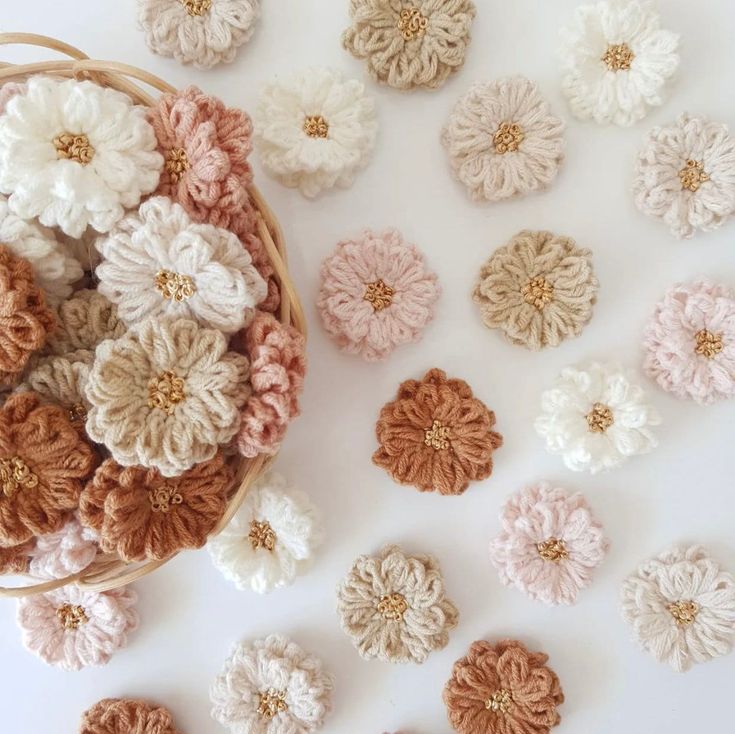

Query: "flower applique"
(80, 698), (184, 734)
(28, 516), (98, 579)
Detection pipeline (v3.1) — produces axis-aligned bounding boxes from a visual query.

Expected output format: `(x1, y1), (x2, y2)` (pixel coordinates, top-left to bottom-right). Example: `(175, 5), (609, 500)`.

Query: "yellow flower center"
(601, 43), (635, 71)
(53, 132), (95, 165)
(363, 279), (394, 311)
(486, 689), (513, 713)
(149, 485), (184, 513)
(179, 0), (212, 16)
(303, 115), (329, 139)
(56, 603), (89, 630)
(537, 538), (568, 563)
(0, 456), (38, 498)
(249, 520), (277, 551)
(694, 328), (723, 359)
(521, 276), (554, 310)
(377, 592), (409, 621)
(586, 403), (614, 433)
(166, 147), (190, 183)
(668, 600), (699, 627)
(257, 689), (288, 720)
(398, 7), (428, 41)
(148, 371), (186, 415)
(493, 122), (524, 154)
(679, 159), (710, 192)
(424, 419), (450, 450)
(154, 269), (197, 302)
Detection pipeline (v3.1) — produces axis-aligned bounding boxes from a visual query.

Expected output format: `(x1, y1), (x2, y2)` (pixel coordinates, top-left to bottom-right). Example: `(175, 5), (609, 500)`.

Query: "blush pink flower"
(28, 517), (99, 580)
(489, 482), (609, 606)
(318, 229), (440, 361)
(643, 279), (735, 405)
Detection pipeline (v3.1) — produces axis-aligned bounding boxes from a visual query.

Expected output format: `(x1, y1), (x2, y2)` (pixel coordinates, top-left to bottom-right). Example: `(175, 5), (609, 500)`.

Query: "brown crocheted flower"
(0, 392), (97, 546)
(0, 537), (32, 574)
(80, 698), (182, 734)
(443, 640), (564, 734)
(80, 452), (233, 561)
(373, 368), (503, 495)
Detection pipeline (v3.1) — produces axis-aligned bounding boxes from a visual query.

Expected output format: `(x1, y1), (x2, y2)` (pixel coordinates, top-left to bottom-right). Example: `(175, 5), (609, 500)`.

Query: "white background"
(1, 1), (735, 732)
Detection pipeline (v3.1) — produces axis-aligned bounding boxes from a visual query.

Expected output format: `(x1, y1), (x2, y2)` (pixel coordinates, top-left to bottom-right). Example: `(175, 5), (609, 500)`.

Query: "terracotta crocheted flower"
(373, 368), (503, 495)
(80, 698), (183, 734)
(318, 229), (440, 361)
(0, 392), (97, 546)
(337, 544), (459, 664)
(80, 453), (232, 562)
(343, 0), (476, 90)
(0, 538), (32, 574)
(473, 230), (598, 350)
(443, 640), (564, 734)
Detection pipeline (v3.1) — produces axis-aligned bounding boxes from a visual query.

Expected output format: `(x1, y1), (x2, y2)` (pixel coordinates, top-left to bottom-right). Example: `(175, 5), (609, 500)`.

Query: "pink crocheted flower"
(0, 82), (23, 113)
(643, 279), (735, 405)
(28, 517), (99, 580)
(318, 229), (440, 361)
(489, 482), (609, 606)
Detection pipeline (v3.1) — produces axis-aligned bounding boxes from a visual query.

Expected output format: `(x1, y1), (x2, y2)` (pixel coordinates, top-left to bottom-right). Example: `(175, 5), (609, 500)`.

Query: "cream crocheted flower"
(211, 634), (334, 734)
(441, 77), (565, 202)
(621, 545), (735, 672)
(633, 115), (735, 239)
(255, 67), (378, 198)
(208, 471), (323, 594)
(560, 0), (679, 126)
(342, 0), (476, 90)
(96, 197), (266, 334)
(0, 77), (162, 238)
(85, 318), (250, 477)
(28, 517), (98, 579)
(337, 544), (459, 664)
(535, 362), (661, 473)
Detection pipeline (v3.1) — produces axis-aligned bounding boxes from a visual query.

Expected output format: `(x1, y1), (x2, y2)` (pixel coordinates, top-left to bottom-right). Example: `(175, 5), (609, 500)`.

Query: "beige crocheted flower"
(343, 0), (476, 90)
(337, 544), (459, 664)
(85, 318), (250, 477)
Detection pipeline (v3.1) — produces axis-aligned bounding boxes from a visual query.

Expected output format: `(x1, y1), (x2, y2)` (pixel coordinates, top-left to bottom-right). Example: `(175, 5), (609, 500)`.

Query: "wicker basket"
(0, 33), (306, 597)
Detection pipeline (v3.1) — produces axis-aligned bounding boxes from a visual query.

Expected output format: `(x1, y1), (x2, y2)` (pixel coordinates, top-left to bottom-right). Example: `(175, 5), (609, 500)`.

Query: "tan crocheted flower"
(0, 537), (32, 574)
(473, 230), (598, 350)
(80, 698), (183, 734)
(85, 318), (250, 477)
(343, 0), (476, 90)
(337, 544), (459, 664)
(373, 368), (503, 495)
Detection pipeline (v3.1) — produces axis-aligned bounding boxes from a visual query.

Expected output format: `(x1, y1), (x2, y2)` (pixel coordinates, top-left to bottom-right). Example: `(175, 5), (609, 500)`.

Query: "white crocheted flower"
(0, 77), (162, 238)
(208, 472), (323, 594)
(96, 197), (266, 334)
(535, 362), (661, 473)
(28, 517), (98, 579)
(559, 0), (679, 126)
(255, 68), (378, 198)
(621, 545), (735, 672)
(211, 634), (334, 734)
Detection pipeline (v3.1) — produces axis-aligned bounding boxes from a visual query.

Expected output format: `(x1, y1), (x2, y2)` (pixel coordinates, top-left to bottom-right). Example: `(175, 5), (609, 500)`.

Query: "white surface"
(1, 1), (735, 732)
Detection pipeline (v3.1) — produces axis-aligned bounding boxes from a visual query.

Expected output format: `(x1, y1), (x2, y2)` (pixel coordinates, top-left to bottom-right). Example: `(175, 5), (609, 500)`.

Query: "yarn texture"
(0, 538), (32, 574)
(441, 77), (565, 202)
(0, 82), (23, 114)
(80, 698), (183, 734)
(28, 517), (98, 579)
(473, 230), (598, 350)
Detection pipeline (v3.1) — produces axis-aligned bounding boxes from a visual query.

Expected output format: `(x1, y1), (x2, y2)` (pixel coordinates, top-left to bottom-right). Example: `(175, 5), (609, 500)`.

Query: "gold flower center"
(303, 115), (329, 139)
(363, 279), (394, 311)
(486, 688), (513, 713)
(537, 537), (568, 563)
(377, 593), (409, 621)
(148, 371), (186, 415)
(154, 269), (196, 302)
(586, 403), (614, 433)
(602, 43), (635, 71)
(668, 600), (699, 627)
(53, 132), (95, 165)
(493, 122), (524, 154)
(166, 147), (190, 183)
(694, 328), (723, 359)
(149, 485), (184, 513)
(521, 276), (554, 310)
(179, 0), (212, 16)
(424, 419), (450, 450)
(249, 519), (277, 551)
(257, 689), (288, 720)
(0, 456), (38, 498)
(398, 7), (428, 40)
(68, 403), (87, 428)
(56, 603), (88, 630)
(679, 159), (710, 192)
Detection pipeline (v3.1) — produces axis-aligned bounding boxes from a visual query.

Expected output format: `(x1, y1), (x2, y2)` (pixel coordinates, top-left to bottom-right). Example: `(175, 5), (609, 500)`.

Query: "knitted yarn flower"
(80, 453), (231, 562)
(559, 0), (679, 126)
(373, 368), (503, 495)
(337, 544), (459, 664)
(28, 517), (98, 579)
(85, 318), (250, 477)
(621, 545), (735, 672)
(255, 67), (378, 198)
(17, 583), (138, 671)
(208, 471), (323, 593)
(342, 0), (476, 91)
(80, 698), (183, 734)
(535, 362), (660, 474)
(0, 76), (162, 238)
(138, 0), (260, 70)
(473, 231), (598, 350)
(210, 634), (334, 734)
(0, 538), (32, 574)
(96, 197), (266, 335)
(489, 483), (609, 606)
(633, 115), (735, 239)
(441, 77), (565, 202)
(443, 639), (564, 734)
(0, 82), (23, 114)
(318, 229), (440, 361)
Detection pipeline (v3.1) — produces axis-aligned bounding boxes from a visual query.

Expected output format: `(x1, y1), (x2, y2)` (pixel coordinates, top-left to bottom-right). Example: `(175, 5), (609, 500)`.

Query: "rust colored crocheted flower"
(0, 392), (97, 546)
(80, 452), (233, 562)
(443, 640), (564, 734)
(80, 698), (182, 734)
(373, 368), (503, 495)
(0, 537), (32, 574)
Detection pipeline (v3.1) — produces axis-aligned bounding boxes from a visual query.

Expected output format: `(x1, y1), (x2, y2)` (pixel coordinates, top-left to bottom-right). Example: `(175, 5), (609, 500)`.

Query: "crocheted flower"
(441, 77), (565, 202)
(318, 229), (440, 361)
(28, 517), (98, 579)
(0, 392), (96, 546)
(17, 584), (138, 671)
(86, 318), (250, 477)
(80, 698), (183, 734)
(337, 544), (459, 664)
(0, 82), (23, 114)
(342, 0), (476, 90)
(210, 634), (334, 734)
(633, 115), (735, 238)
(255, 67), (378, 198)
(80, 453), (231, 562)
(208, 471), (323, 593)
(559, 0), (679, 126)
(96, 197), (266, 335)
(138, 0), (260, 70)
(0, 77), (162, 238)
(0, 538), (32, 574)
(489, 483), (609, 606)
(473, 231), (598, 350)
(373, 368), (503, 495)
(443, 639), (564, 734)
(535, 362), (660, 474)
(234, 312), (306, 458)
(621, 545), (735, 672)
